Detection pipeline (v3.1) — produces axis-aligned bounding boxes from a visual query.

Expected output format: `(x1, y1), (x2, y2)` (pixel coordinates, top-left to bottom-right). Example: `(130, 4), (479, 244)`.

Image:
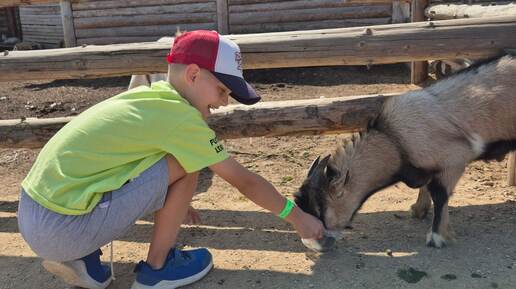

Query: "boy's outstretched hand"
(286, 207), (324, 240)
(210, 157), (325, 240)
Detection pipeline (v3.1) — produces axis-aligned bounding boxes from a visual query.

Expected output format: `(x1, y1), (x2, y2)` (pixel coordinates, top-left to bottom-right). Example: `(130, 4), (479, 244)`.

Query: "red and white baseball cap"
(167, 30), (261, 105)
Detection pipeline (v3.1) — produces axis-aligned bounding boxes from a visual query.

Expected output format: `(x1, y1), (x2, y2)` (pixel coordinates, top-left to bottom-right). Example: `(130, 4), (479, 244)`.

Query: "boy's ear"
(184, 63), (200, 85)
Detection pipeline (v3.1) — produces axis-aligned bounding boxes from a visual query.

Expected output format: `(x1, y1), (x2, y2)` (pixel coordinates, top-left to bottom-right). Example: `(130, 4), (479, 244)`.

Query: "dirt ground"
(1, 64), (515, 289)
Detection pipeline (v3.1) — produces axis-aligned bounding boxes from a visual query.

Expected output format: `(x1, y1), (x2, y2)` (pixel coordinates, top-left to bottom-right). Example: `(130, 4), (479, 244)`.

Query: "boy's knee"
(165, 154), (187, 185)
(165, 154), (200, 186)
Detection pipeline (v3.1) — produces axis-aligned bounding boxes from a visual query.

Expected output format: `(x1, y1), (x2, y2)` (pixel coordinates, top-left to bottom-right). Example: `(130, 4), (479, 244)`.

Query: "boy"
(17, 30), (324, 289)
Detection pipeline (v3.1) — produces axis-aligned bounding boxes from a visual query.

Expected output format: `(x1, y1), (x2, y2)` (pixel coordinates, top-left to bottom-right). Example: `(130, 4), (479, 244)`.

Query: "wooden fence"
(1, 16), (514, 81)
(0, 93), (396, 148)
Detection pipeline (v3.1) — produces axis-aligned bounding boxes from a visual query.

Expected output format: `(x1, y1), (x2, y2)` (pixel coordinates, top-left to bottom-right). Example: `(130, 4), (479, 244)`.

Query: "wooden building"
(12, 0), (409, 47)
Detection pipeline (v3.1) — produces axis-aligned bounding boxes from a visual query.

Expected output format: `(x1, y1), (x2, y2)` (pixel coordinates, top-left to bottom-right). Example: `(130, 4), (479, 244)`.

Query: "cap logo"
(235, 52), (243, 71)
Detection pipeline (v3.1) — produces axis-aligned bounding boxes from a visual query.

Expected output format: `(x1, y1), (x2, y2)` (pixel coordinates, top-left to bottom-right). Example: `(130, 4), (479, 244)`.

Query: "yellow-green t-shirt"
(21, 81), (229, 215)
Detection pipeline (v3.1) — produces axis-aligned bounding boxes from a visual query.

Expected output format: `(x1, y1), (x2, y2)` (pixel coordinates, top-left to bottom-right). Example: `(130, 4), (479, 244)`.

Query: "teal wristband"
(279, 199), (295, 219)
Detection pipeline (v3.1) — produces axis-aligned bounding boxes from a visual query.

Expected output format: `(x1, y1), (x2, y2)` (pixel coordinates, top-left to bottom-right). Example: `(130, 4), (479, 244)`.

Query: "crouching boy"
(17, 30), (324, 289)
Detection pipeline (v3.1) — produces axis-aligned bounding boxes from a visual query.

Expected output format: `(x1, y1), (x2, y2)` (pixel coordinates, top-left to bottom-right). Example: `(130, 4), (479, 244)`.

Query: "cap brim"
(213, 72), (261, 105)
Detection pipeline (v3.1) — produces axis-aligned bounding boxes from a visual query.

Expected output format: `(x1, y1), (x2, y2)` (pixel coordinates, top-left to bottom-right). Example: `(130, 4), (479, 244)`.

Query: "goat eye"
(343, 170), (350, 185)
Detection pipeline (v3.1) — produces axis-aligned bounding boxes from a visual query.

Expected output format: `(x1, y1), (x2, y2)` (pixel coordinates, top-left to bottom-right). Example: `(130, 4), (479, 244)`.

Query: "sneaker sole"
(130, 259), (213, 289)
(42, 260), (112, 289)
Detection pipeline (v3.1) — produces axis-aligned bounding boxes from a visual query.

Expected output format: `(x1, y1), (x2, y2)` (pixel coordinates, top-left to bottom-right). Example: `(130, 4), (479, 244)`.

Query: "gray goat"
(295, 54), (516, 251)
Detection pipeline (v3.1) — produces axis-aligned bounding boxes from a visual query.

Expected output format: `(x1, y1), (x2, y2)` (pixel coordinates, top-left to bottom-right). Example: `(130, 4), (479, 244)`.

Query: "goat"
(128, 36), (173, 90)
(294, 54), (516, 251)
(128, 73), (167, 90)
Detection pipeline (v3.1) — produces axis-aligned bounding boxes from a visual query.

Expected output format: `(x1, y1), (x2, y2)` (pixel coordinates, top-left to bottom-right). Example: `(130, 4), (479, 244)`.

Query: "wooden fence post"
(508, 152), (516, 186)
(60, 0), (76, 47)
(5, 7), (21, 39)
(216, 0), (229, 35)
(411, 0), (428, 84)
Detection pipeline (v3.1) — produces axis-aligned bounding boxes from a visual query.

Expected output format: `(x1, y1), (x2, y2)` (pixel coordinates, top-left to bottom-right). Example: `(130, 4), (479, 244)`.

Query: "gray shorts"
(17, 157), (169, 262)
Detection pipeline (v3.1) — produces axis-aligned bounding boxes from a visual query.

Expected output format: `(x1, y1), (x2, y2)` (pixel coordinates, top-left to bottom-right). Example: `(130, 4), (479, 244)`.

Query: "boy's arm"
(209, 157), (324, 240)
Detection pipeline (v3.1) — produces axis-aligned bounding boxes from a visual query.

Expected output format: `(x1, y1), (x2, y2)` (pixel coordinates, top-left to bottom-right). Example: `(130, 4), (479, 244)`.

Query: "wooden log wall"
(71, 0), (217, 45)
(227, 0), (393, 34)
(5, 0), (409, 46)
(18, 3), (63, 48)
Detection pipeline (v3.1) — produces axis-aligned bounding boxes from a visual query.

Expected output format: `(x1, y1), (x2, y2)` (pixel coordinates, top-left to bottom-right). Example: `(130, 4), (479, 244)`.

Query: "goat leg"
(410, 186), (432, 219)
(426, 167), (462, 248)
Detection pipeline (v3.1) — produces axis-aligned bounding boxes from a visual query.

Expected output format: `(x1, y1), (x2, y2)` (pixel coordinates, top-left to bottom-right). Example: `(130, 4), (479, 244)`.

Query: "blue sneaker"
(131, 247), (213, 289)
(42, 249), (112, 289)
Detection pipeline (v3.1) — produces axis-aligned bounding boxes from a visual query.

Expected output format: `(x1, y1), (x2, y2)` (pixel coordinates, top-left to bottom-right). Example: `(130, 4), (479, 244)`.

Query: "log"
(75, 23), (215, 38)
(229, 0), (386, 12)
(18, 16), (62, 25)
(1, 16), (516, 81)
(0, 0), (57, 8)
(18, 12), (60, 19)
(425, 3), (516, 20)
(72, 3), (216, 18)
(77, 36), (163, 45)
(230, 18), (391, 34)
(410, 0), (429, 84)
(216, 0), (229, 34)
(509, 152), (516, 186)
(229, 5), (391, 25)
(60, 0), (77, 47)
(72, 0), (212, 11)
(228, 0), (408, 4)
(19, 6), (60, 15)
(74, 13), (216, 29)
(0, 93), (396, 148)
(21, 34), (63, 40)
(77, 23), (217, 44)
(21, 24), (63, 32)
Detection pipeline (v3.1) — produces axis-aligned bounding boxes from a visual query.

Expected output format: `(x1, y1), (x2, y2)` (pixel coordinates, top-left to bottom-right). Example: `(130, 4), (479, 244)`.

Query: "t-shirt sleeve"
(160, 112), (229, 173)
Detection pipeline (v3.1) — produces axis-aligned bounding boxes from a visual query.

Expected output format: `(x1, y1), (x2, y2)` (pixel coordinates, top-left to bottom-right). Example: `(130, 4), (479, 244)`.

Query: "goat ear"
(307, 156), (321, 177)
(308, 154), (331, 186)
(318, 154), (331, 173)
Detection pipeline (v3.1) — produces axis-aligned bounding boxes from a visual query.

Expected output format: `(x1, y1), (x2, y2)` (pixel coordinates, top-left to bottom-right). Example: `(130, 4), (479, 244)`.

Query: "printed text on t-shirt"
(210, 137), (224, 153)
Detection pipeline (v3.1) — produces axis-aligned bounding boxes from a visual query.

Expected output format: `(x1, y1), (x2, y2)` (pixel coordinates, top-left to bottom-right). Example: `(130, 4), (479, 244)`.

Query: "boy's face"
(188, 67), (231, 119)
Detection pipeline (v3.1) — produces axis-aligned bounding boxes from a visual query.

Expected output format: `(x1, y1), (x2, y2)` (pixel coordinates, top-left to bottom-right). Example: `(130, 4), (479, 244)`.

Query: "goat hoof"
(410, 204), (429, 219)
(426, 232), (446, 248)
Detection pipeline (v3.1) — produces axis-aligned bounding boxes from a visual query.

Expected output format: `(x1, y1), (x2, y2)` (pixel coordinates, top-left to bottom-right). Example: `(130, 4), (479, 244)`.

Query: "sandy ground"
(1, 64), (515, 289)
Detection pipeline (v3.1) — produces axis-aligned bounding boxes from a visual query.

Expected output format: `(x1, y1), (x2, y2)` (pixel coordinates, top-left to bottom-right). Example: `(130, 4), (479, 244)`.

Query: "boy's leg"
(18, 156), (173, 289)
(146, 172), (199, 269)
(132, 156), (213, 289)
